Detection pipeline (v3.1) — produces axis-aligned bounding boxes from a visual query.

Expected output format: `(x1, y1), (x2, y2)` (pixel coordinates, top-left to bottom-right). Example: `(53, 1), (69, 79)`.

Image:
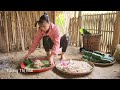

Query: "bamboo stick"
(69, 18), (72, 45)
(104, 14), (106, 52)
(95, 15), (99, 34)
(76, 16), (79, 46)
(8, 12), (12, 51)
(4, 11), (9, 52)
(68, 18), (71, 45)
(1, 12), (5, 52)
(93, 14), (95, 34)
(89, 15), (91, 33)
(21, 11), (26, 50)
(109, 13), (113, 53)
(74, 12), (77, 46)
(72, 18), (74, 45)
(103, 15), (106, 52)
(95, 15), (97, 33)
(0, 13), (2, 49)
(99, 14), (102, 51)
(100, 14), (104, 51)
(108, 13), (112, 53)
(70, 18), (72, 45)
(106, 14), (109, 53)
(98, 14), (102, 34)
(12, 12), (16, 50)
(73, 17), (75, 45)
(78, 11), (82, 47)
(74, 17), (76, 46)
(16, 11), (25, 51)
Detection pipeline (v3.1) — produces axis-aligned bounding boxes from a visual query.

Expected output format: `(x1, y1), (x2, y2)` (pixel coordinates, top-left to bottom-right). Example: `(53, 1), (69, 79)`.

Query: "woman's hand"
(24, 54), (29, 60)
(24, 52), (31, 60)
(49, 54), (55, 65)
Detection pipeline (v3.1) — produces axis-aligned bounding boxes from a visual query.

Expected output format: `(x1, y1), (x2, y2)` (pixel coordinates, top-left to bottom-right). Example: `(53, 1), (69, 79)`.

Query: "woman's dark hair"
(35, 13), (50, 27)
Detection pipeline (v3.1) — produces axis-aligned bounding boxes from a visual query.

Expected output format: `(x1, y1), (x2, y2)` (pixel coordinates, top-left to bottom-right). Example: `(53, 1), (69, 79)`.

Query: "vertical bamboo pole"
(4, 11), (9, 52)
(11, 11), (16, 50)
(111, 11), (120, 55)
(78, 11), (82, 47)
(16, 11), (25, 51)
(73, 11), (76, 46)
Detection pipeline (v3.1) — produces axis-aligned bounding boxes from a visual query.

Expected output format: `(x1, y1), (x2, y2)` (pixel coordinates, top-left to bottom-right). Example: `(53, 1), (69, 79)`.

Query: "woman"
(24, 13), (69, 65)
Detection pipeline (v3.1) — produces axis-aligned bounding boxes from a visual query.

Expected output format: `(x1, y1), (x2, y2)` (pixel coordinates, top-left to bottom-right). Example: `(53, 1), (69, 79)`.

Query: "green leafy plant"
(55, 13), (65, 35)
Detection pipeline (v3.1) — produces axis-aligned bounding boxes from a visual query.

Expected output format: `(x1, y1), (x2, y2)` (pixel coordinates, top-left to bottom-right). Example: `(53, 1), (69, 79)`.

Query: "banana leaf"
(92, 53), (103, 60)
(83, 50), (92, 57)
(94, 51), (105, 56)
(41, 60), (50, 67)
(24, 58), (33, 65)
(82, 55), (90, 60)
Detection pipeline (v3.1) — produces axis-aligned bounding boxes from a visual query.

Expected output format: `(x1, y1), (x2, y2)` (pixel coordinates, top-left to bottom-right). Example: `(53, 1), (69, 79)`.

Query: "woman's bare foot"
(61, 52), (66, 60)
(61, 55), (66, 60)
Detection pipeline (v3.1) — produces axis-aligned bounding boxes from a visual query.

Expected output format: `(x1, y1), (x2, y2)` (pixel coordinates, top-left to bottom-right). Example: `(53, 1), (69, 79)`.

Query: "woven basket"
(83, 34), (101, 51)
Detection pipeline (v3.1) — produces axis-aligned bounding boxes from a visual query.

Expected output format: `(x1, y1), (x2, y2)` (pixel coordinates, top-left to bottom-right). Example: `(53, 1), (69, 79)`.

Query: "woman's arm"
(29, 30), (43, 54)
(51, 27), (61, 56)
(24, 29), (43, 59)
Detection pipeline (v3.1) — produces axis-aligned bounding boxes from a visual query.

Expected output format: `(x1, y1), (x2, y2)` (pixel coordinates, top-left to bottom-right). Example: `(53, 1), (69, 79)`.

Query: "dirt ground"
(0, 46), (120, 79)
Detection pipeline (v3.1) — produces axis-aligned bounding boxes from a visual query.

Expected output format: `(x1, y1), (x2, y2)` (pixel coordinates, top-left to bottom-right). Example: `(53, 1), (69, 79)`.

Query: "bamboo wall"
(68, 11), (81, 47)
(68, 17), (80, 46)
(0, 11), (55, 53)
(68, 12), (117, 53)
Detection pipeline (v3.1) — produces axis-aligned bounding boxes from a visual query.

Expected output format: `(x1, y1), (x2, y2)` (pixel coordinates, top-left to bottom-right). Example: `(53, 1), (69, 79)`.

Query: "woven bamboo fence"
(68, 11), (81, 47)
(0, 11), (55, 53)
(68, 12), (117, 53)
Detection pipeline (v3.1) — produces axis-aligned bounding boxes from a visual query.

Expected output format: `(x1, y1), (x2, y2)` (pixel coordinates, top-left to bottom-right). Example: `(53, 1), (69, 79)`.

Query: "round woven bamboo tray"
(92, 60), (116, 67)
(82, 58), (116, 67)
(56, 59), (94, 76)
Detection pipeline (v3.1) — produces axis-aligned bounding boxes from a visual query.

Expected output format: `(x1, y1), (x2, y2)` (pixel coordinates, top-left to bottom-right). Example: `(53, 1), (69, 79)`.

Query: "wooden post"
(68, 18), (72, 45)
(78, 11), (82, 47)
(72, 11), (76, 46)
(52, 11), (55, 24)
(0, 12), (2, 49)
(74, 12), (77, 46)
(111, 11), (120, 55)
